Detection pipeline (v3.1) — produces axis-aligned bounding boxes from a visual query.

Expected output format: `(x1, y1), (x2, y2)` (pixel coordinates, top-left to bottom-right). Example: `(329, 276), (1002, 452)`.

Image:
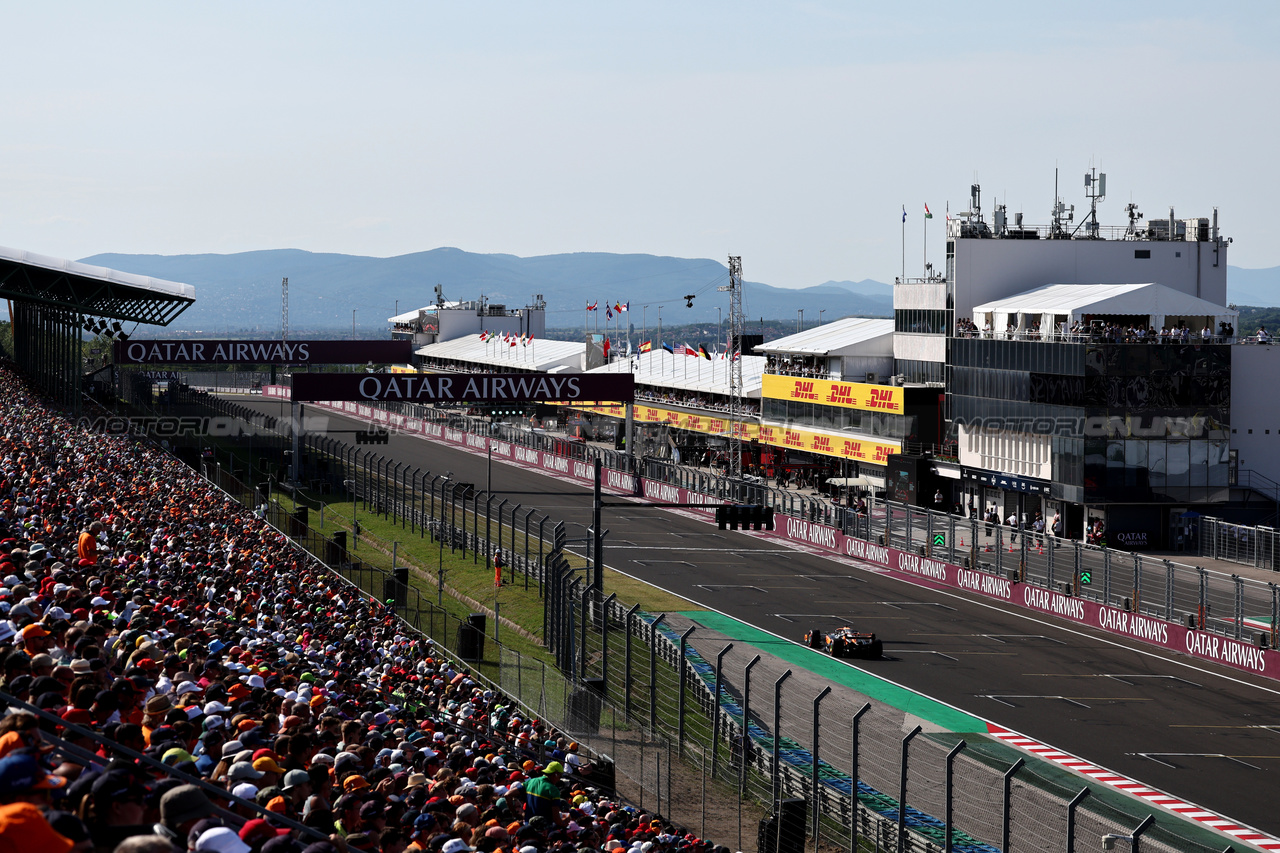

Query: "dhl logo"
(667, 412), (680, 423)
(872, 445), (894, 463)
(825, 384), (856, 406)
(784, 430), (805, 448)
(842, 439), (866, 459)
(709, 420), (724, 432)
(688, 416), (702, 430)
(792, 381), (818, 401)
(866, 388), (900, 411)
(759, 427), (776, 443)
(812, 436), (832, 452)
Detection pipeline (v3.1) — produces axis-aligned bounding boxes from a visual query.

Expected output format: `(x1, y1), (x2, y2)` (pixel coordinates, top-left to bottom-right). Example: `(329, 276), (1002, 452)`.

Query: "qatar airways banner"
(278, 390), (1279, 680)
(291, 372), (634, 404)
(116, 340), (412, 365)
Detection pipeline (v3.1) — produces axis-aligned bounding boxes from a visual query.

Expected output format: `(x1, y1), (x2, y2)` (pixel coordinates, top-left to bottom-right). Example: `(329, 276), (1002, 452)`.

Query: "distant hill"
(1228, 265), (1280, 307)
(78, 248), (893, 333)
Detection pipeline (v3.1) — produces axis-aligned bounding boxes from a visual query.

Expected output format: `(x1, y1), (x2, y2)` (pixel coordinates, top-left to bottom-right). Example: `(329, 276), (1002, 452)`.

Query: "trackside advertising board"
(279, 387), (1279, 680)
(115, 340), (412, 365)
(291, 372), (634, 404)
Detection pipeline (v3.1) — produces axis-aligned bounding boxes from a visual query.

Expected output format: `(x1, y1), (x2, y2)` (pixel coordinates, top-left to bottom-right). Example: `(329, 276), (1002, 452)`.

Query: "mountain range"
(77, 247), (1280, 333)
(78, 248), (893, 333)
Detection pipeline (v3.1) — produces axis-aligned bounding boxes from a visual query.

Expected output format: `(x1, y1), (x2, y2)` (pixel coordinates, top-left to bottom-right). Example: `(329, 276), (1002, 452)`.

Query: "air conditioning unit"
(865, 372), (877, 383)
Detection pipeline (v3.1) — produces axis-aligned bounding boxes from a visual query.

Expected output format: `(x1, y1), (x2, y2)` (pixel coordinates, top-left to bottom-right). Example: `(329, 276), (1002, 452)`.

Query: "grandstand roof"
(415, 334), (584, 372)
(0, 244), (195, 324)
(587, 350), (766, 397)
(755, 317), (894, 357)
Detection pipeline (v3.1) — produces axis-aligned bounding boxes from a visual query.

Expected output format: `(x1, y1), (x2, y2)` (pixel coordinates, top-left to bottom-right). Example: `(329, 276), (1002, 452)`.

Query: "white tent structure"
(971, 283), (1237, 338)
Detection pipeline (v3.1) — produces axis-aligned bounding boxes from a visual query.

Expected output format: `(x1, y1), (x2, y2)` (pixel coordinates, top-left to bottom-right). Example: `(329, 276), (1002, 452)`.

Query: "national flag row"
(478, 330), (535, 346)
(587, 301), (629, 319)
(635, 340), (738, 360)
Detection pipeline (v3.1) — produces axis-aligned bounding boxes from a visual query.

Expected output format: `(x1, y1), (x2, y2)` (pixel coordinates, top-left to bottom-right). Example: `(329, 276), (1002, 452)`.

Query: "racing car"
(803, 626), (883, 659)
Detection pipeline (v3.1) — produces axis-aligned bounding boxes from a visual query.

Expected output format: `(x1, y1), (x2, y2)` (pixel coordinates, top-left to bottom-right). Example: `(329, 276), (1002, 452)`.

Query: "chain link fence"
(175, 387), (1237, 853)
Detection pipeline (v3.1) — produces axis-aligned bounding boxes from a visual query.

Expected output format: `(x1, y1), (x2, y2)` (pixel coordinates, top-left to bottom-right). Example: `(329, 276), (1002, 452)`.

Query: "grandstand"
(0, 362), (736, 853)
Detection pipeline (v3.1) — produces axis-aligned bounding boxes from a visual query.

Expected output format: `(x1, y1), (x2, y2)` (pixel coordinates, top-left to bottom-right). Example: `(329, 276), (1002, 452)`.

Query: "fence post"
(524, 508), (534, 589)
(944, 740), (967, 853)
(1164, 559), (1175, 620)
(677, 625), (696, 754)
(1002, 758), (1025, 853)
(712, 643), (734, 780)
(650, 614), (667, 734)
(742, 654), (762, 801)
(485, 495), (495, 563)
(850, 703), (870, 853)
(772, 670), (793, 807)
(1065, 787), (1091, 853)
(1103, 547), (1112, 605)
(498, 500), (510, 574)
(1198, 566), (1208, 629)
(472, 492), (480, 564)
(1133, 553), (1142, 612)
(1131, 814), (1157, 853)
(624, 604), (640, 722)
(1234, 574), (1245, 641)
(811, 686), (832, 851)
(581, 583), (595, 680)
(1074, 541), (1082, 593)
(1271, 583), (1279, 651)
(601, 592), (617, 694)
(897, 725), (922, 853)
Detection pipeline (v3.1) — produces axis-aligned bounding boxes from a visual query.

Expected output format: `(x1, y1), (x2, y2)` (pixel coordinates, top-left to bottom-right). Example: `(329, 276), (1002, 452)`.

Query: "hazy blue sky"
(2, 2), (1277, 289)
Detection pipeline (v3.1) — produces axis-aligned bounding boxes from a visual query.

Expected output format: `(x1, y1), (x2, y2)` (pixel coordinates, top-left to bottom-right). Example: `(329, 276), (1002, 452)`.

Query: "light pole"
(797, 309), (804, 333)
(352, 309), (357, 340)
(717, 307), (722, 347)
(819, 308), (825, 326)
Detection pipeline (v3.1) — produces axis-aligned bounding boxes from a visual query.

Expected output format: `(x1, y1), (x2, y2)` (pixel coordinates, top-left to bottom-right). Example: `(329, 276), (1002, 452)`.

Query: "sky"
(2, 1), (1278, 289)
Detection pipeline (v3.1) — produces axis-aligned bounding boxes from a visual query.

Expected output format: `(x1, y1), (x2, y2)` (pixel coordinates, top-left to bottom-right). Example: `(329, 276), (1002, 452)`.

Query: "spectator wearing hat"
(523, 763), (564, 821)
(153, 784), (216, 846)
(86, 769), (152, 851)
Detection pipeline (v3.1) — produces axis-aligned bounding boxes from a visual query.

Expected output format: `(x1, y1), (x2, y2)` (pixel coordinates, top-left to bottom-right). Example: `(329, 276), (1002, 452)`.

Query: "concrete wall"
(952, 238), (1228, 321)
(1231, 344), (1280, 482)
(893, 333), (945, 363)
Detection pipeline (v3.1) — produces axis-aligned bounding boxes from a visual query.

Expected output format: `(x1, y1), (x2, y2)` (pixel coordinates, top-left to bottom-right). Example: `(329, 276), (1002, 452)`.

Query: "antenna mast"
(281, 277), (289, 341)
(722, 256), (745, 481)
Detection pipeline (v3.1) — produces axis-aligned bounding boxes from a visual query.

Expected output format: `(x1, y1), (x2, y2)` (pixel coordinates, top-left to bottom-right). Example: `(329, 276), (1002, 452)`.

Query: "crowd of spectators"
(0, 364), (734, 853)
(953, 317), (1240, 344)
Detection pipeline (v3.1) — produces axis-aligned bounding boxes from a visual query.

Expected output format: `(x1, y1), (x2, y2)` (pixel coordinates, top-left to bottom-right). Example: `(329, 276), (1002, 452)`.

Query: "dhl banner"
(756, 423), (899, 464)
(761, 374), (903, 414)
(569, 403), (759, 439)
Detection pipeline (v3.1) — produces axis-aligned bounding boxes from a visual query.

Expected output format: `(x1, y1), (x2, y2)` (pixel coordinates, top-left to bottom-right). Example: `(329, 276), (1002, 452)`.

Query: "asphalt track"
(237, 397), (1280, 837)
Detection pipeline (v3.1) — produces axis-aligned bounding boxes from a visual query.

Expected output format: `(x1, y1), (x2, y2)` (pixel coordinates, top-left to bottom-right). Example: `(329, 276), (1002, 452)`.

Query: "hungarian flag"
(924, 203), (933, 219)
(639, 340), (652, 353)
(698, 345), (711, 360)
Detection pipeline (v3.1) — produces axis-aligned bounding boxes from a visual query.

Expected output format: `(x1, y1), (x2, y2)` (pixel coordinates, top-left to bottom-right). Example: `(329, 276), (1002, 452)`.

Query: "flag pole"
(901, 204), (906, 282)
(923, 206), (927, 277)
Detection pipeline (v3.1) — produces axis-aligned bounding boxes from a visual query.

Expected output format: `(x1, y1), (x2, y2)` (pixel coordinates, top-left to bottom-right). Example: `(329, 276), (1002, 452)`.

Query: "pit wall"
(277, 390), (1277, 680)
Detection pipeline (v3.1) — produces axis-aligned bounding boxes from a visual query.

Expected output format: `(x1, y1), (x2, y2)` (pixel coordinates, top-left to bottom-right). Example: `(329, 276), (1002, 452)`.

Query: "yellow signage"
(761, 374), (903, 414)
(569, 402), (759, 439)
(757, 423), (900, 464)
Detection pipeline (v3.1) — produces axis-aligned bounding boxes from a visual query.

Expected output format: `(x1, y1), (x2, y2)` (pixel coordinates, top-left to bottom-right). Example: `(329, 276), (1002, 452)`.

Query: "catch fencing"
(180, 388), (1227, 853)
